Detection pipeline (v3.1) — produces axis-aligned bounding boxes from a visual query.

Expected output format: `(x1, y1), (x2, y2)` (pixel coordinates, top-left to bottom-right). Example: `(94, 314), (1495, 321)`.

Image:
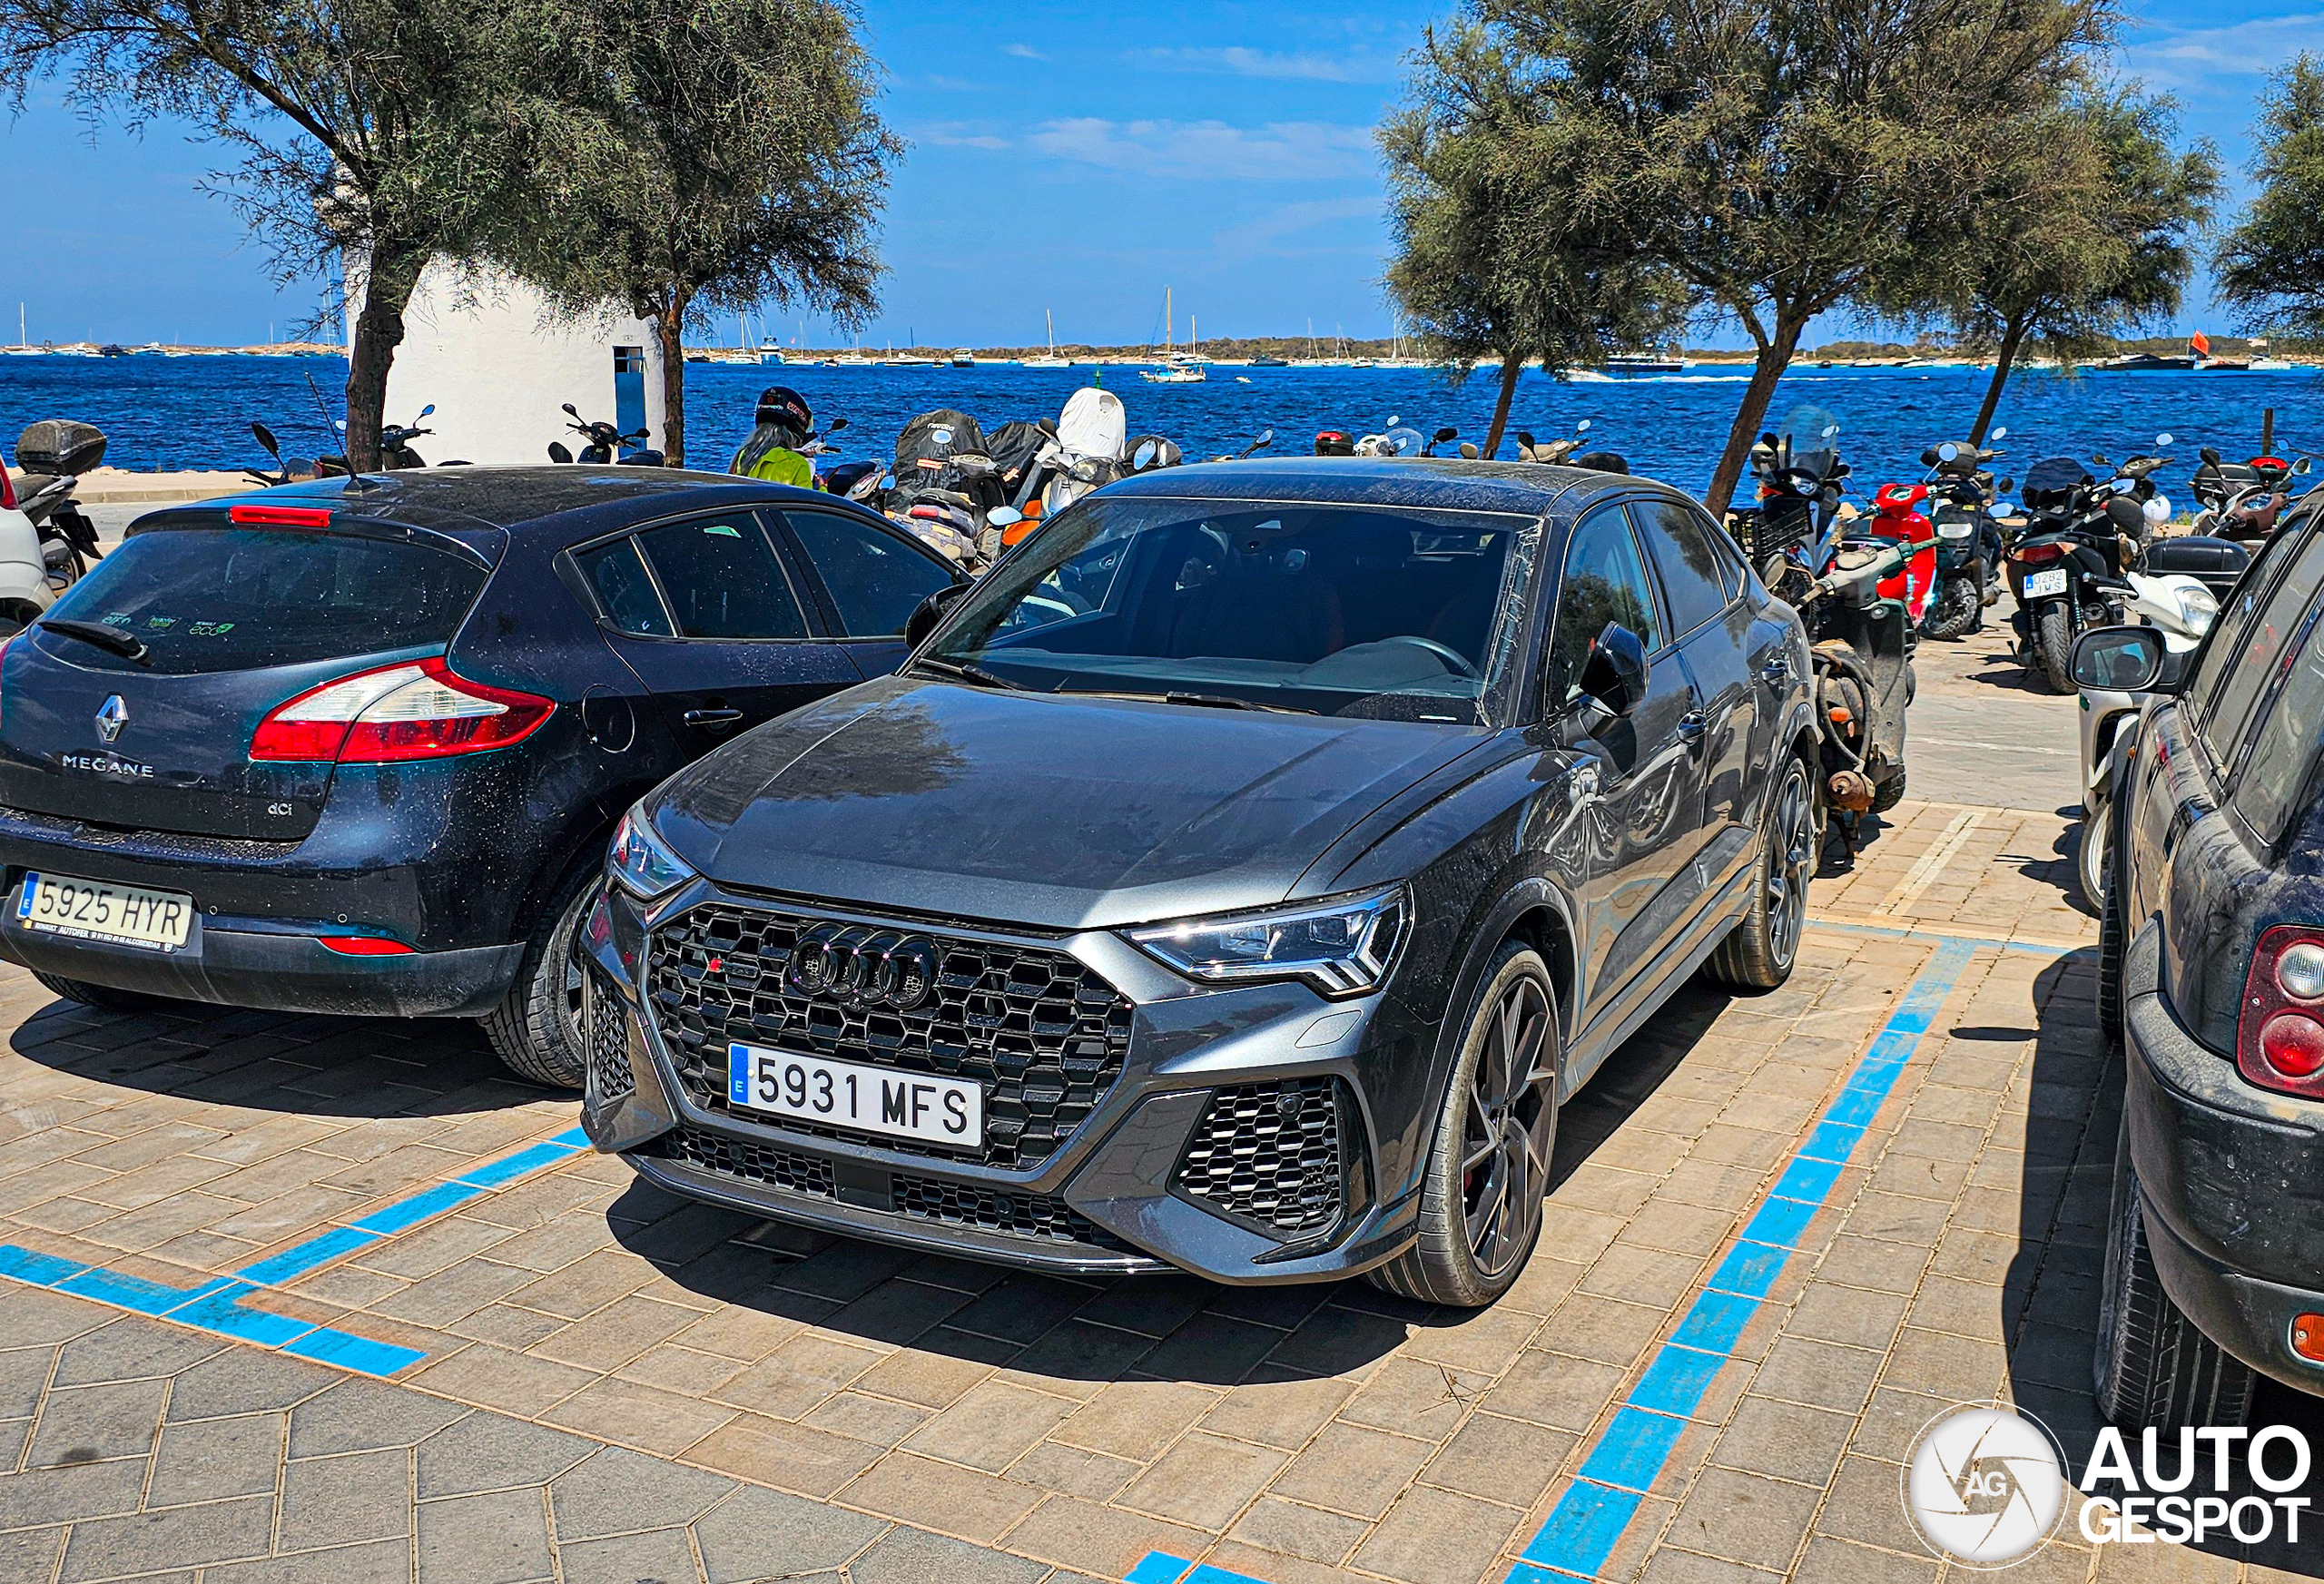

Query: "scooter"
(310, 404), (442, 474)
(1913, 430), (2013, 639)
(1793, 537), (1915, 854)
(2073, 551), (2247, 910)
(1206, 428), (1275, 464)
(2191, 444), (2313, 543)
(8, 421), (104, 595)
(547, 404), (664, 466)
(1516, 419), (1600, 465)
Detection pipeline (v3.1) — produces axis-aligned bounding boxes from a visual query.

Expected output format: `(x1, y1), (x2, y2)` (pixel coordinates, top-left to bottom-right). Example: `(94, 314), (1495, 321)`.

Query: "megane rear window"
(37, 526), (490, 675)
(926, 496), (1539, 725)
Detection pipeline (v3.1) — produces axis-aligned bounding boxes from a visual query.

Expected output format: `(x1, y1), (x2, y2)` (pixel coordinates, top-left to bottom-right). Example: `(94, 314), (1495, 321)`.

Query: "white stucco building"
(347, 262), (669, 466)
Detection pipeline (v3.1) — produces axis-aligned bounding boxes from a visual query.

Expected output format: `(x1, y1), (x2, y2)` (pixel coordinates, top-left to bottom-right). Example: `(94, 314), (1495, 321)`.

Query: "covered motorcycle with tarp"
(887, 408), (1004, 565)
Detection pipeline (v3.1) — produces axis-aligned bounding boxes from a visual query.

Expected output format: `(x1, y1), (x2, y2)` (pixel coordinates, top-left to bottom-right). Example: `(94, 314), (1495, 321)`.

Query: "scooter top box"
(15, 420), (106, 477)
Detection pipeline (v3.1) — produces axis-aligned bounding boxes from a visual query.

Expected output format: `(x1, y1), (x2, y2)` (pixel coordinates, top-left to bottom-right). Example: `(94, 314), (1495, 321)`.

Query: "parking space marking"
(1128, 1553), (1275, 1584)
(1809, 915), (2079, 957)
(0, 1122), (590, 1378)
(1878, 808), (1983, 911)
(1508, 937), (1978, 1581)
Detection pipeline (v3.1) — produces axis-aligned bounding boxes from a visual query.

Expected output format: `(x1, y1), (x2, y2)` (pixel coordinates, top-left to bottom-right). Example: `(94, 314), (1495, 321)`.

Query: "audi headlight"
(2175, 583), (2219, 635)
(1127, 885), (1410, 997)
(607, 805), (695, 901)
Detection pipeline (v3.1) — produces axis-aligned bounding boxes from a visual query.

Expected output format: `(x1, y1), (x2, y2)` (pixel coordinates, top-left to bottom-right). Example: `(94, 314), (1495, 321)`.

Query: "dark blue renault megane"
(580, 457), (1816, 1304)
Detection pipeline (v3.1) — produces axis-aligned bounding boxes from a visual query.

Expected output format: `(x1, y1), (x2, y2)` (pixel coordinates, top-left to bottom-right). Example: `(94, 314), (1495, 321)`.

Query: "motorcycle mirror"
(2091, 452), (2112, 467)
(986, 506), (1022, 528)
(1937, 442), (1960, 463)
(562, 403), (580, 418)
(1132, 440), (1158, 470)
(1386, 415), (1401, 427)
(1434, 427), (1458, 443)
(334, 419), (347, 432)
(828, 418), (848, 433)
(1822, 425), (1838, 439)
(2298, 457), (2314, 476)
(1577, 418), (1592, 432)
(1254, 428), (1274, 448)
(2157, 432), (2174, 448)
(418, 404), (436, 419)
(1998, 477), (2015, 495)
(2200, 446), (2222, 466)
(251, 421), (281, 457)
(1992, 427), (2008, 440)
(547, 442), (573, 464)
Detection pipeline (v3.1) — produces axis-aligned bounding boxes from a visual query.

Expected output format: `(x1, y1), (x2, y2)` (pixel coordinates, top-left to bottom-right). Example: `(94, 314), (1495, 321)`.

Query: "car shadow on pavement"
(602, 978), (1742, 1386)
(5, 992), (552, 1117)
(2005, 951), (2324, 1577)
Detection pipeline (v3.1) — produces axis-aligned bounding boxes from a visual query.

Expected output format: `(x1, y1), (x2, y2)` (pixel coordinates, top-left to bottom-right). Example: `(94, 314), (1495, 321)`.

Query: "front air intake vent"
(1173, 1077), (1353, 1236)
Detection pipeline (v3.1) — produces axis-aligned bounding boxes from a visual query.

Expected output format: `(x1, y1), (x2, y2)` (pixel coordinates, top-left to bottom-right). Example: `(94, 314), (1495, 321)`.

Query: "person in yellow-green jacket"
(730, 386), (816, 487)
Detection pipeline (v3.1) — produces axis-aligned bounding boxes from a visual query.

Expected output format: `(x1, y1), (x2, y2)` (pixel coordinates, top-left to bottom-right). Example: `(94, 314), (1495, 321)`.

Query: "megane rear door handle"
(684, 707), (745, 729)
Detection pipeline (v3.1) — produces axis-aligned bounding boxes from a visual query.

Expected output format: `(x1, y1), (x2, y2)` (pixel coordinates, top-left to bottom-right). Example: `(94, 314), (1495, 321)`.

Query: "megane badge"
(94, 695), (127, 745)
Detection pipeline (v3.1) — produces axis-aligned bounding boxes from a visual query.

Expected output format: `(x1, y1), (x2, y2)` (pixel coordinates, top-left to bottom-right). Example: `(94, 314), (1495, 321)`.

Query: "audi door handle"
(1677, 711), (1709, 744)
(1758, 657), (1788, 687)
(684, 708), (745, 728)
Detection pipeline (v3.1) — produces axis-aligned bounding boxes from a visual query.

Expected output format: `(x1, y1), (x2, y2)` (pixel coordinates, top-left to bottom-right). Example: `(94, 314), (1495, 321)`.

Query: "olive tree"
(496, 0), (897, 467)
(1462, 0), (2111, 512)
(1, 0), (536, 471)
(2216, 55), (2324, 339)
(1382, 23), (1683, 457)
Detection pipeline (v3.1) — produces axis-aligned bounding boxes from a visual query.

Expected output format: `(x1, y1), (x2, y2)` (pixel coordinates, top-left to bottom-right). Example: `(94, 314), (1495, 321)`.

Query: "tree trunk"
(1969, 317), (2030, 446)
(1483, 354), (1523, 457)
(1703, 315), (1807, 518)
(656, 289), (691, 467)
(344, 240), (428, 474)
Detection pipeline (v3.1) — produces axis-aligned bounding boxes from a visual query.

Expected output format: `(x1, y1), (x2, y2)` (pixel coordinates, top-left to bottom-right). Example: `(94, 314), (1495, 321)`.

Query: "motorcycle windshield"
(1777, 406), (1842, 479)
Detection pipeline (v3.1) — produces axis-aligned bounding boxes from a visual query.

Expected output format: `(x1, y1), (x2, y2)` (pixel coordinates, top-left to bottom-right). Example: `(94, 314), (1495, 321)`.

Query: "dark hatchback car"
(0, 467), (960, 1084)
(2083, 487), (2324, 1428)
(580, 458), (1817, 1305)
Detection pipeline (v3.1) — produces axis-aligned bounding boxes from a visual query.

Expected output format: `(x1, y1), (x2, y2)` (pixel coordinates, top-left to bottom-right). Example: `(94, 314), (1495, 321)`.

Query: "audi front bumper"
(574, 876), (1433, 1284)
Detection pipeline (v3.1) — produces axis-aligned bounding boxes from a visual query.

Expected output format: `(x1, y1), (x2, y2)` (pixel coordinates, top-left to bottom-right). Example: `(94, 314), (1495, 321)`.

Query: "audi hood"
(645, 674), (1484, 930)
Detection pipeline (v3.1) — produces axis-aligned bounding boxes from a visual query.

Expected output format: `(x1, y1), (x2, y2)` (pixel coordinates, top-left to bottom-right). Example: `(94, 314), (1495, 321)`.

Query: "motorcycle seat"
(9, 472), (62, 505)
(2142, 534), (2251, 600)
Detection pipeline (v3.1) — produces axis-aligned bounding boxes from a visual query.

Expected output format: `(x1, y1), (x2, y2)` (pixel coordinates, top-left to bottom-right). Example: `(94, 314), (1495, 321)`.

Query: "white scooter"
(1, 421), (106, 634)
(2073, 562), (2236, 910)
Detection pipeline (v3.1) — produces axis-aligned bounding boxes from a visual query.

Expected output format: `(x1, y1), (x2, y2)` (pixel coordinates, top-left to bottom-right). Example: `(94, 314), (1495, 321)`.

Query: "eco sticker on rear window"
(704, 523), (742, 539)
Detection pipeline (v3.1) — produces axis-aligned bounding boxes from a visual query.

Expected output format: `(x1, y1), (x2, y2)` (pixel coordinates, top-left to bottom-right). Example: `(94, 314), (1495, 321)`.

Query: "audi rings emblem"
(787, 926), (939, 1010)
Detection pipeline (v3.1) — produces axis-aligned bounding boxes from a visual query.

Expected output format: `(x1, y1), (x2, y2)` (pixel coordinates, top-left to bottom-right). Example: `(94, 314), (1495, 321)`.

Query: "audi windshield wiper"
(40, 620), (150, 665)
(1065, 687), (1317, 715)
(910, 654), (1027, 691)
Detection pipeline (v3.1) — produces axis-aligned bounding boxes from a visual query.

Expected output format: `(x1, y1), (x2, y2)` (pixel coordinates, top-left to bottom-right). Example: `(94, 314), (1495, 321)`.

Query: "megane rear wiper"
(911, 654), (1027, 691)
(41, 620), (150, 665)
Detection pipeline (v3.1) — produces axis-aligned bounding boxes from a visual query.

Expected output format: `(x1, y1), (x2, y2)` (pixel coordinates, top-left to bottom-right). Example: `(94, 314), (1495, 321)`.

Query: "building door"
(613, 345), (648, 457)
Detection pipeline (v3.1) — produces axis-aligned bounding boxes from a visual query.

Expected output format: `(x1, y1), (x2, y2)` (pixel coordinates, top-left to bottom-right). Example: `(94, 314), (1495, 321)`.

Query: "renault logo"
(786, 926), (939, 1010)
(94, 695), (127, 745)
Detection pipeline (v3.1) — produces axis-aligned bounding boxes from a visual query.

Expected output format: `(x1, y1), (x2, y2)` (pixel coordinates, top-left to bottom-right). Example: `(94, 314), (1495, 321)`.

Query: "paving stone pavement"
(3, 788), (2318, 1583)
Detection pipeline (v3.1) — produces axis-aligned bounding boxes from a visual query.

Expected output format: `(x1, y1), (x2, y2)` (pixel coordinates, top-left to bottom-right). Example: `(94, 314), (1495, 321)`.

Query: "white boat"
(1602, 352), (1687, 376)
(1140, 290), (1208, 381)
(833, 349), (875, 367)
(1023, 310), (1070, 368)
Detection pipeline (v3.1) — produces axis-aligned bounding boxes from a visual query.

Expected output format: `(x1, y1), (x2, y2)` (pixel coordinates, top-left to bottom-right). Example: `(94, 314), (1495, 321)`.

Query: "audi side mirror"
(1579, 623), (1649, 716)
(2071, 625), (2170, 694)
(905, 581), (972, 647)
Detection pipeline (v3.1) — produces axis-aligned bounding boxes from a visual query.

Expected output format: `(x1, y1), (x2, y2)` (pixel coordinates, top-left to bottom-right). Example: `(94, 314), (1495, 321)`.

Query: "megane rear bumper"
(575, 876), (1428, 1284)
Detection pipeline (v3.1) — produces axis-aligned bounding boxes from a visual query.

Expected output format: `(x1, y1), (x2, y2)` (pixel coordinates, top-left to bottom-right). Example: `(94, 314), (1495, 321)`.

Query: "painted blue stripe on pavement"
(350, 1180), (487, 1235)
(282, 1326), (428, 1375)
(1125, 1555), (1195, 1584)
(234, 1226), (379, 1288)
(0, 1245), (88, 1284)
(1506, 936), (1976, 1580)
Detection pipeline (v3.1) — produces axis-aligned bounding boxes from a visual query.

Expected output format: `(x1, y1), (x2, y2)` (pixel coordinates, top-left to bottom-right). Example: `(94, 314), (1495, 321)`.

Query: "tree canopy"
(2215, 54), (2324, 339)
(2, 0), (540, 469)
(1382, 22), (1684, 457)
(494, 0), (898, 467)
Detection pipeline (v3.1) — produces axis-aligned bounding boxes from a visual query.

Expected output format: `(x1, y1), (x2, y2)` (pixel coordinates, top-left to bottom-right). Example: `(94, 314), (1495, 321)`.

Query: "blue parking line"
(1508, 937), (1977, 1580)
(1126, 1555), (1277, 1584)
(0, 1123), (593, 1379)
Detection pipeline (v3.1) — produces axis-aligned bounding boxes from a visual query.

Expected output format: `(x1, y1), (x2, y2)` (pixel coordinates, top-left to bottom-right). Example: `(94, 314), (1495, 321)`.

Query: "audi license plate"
(727, 1043), (983, 1149)
(15, 871), (193, 953)
(2023, 567), (2069, 598)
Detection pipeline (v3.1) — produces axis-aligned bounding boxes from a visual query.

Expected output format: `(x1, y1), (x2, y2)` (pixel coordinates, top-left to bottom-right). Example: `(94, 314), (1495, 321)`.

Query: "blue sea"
(1, 352), (2316, 507)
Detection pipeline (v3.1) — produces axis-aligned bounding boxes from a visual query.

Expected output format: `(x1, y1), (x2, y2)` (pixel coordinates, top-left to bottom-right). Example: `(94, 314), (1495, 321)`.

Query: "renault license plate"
(726, 1044), (983, 1149)
(15, 871), (194, 953)
(2023, 567), (2068, 597)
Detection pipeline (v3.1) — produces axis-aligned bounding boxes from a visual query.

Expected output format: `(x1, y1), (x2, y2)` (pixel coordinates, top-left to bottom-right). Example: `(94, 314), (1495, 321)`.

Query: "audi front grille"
(643, 902), (1135, 1170)
(1173, 1077), (1354, 1236)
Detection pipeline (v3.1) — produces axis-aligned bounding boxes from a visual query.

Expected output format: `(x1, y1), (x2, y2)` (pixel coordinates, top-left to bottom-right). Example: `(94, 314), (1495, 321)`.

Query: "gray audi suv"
(578, 458), (1815, 1305)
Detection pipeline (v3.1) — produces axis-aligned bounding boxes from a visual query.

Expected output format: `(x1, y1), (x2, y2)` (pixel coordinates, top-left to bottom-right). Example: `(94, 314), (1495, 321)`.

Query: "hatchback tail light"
(2237, 926), (2324, 1097)
(2015, 542), (2065, 566)
(251, 657), (554, 762)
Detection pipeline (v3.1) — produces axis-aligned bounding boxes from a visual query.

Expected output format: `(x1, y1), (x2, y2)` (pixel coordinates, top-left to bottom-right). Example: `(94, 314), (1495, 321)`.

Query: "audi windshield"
(921, 496), (1541, 725)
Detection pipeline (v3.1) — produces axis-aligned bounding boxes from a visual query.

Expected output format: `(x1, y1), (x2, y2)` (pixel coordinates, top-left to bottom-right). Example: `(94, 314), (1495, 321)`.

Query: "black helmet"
(1314, 428), (1354, 457)
(755, 386), (812, 431)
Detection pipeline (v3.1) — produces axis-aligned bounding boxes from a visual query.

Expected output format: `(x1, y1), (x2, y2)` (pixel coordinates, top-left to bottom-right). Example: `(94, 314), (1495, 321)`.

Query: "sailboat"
(5, 305), (44, 355)
(1023, 310), (1070, 369)
(1141, 289), (1207, 383)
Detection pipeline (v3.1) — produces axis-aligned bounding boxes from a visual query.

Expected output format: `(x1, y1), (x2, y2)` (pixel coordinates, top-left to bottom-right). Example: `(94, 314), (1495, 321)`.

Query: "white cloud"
(1026, 119), (1379, 182)
(1211, 197), (1383, 254)
(1003, 43), (1048, 61)
(919, 122), (1009, 150)
(1144, 45), (1393, 83)
(2123, 12), (2324, 93)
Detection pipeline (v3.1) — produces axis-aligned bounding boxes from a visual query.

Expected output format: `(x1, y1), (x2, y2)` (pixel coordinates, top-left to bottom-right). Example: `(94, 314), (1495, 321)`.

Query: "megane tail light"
(251, 658), (553, 762)
(2238, 927), (2324, 1097)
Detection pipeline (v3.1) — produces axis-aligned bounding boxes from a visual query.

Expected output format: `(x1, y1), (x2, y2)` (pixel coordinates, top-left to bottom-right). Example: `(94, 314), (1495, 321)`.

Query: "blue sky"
(0, 0), (2309, 349)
